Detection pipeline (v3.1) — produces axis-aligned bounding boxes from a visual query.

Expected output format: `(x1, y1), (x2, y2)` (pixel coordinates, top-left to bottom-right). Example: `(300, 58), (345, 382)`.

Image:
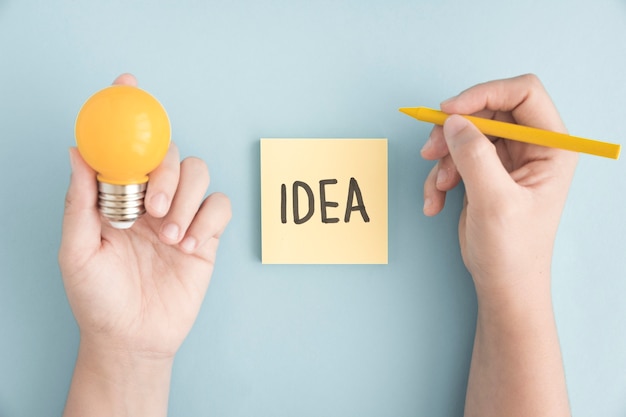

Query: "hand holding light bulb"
(75, 78), (171, 228)
(59, 74), (232, 417)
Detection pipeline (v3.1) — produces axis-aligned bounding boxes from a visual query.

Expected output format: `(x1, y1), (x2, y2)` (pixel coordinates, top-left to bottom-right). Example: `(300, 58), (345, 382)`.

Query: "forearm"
(63, 338), (174, 417)
(464, 281), (570, 417)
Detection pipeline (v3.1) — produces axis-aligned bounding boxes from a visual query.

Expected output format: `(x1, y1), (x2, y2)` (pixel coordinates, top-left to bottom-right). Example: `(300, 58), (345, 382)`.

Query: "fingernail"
(423, 197), (433, 213)
(420, 136), (433, 154)
(181, 236), (197, 253)
(161, 223), (180, 241)
(440, 95), (457, 107)
(68, 148), (78, 173)
(151, 193), (168, 217)
(436, 168), (448, 186)
(443, 114), (471, 138)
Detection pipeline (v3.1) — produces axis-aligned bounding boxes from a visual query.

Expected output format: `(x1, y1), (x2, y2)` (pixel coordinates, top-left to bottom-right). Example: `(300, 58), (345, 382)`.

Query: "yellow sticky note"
(260, 138), (388, 264)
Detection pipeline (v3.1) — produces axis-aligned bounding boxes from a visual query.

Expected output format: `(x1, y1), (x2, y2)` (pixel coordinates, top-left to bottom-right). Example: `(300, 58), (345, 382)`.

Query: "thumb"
(442, 115), (514, 210)
(59, 148), (102, 265)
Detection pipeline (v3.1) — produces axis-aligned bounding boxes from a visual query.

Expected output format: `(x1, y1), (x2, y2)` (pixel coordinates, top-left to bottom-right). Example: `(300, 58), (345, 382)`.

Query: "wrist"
(474, 274), (555, 329)
(64, 337), (174, 417)
(470, 254), (553, 309)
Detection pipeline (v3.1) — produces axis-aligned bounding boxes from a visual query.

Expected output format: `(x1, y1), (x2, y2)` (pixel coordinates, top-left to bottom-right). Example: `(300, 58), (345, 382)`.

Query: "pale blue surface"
(1, 1), (625, 416)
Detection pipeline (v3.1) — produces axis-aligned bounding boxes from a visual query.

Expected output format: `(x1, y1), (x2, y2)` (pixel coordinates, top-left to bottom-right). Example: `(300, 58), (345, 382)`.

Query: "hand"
(421, 74), (576, 417)
(59, 74), (231, 416)
(421, 74), (578, 296)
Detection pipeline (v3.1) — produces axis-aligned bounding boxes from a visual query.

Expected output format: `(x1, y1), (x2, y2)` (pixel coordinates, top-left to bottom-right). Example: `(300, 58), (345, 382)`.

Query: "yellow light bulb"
(75, 85), (171, 229)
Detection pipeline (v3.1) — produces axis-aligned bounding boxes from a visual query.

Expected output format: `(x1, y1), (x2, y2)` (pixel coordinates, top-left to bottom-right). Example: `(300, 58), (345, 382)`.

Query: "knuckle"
(520, 73), (544, 91)
(462, 135), (496, 162)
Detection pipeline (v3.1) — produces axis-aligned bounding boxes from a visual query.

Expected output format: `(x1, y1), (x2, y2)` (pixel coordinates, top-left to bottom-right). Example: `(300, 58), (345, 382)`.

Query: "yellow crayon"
(399, 107), (621, 160)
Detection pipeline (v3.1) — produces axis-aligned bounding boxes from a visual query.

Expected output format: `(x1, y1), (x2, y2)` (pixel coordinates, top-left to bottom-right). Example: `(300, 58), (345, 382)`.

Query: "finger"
(423, 163), (446, 216)
(440, 74), (566, 133)
(421, 110), (504, 161)
(435, 153), (462, 192)
(159, 157), (210, 244)
(59, 148), (102, 268)
(440, 75), (576, 168)
(112, 73), (138, 87)
(145, 143), (181, 218)
(442, 115), (514, 211)
(179, 192), (232, 255)
(421, 125), (449, 160)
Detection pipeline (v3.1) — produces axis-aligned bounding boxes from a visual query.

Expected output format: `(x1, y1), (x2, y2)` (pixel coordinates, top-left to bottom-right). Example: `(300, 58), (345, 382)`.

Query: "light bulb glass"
(75, 85), (171, 229)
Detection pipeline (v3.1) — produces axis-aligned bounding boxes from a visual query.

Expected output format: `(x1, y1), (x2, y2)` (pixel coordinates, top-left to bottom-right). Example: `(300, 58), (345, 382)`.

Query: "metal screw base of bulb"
(98, 182), (147, 229)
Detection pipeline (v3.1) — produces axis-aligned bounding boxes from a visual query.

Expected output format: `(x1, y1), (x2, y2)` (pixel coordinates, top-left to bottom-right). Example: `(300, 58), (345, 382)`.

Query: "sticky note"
(260, 138), (388, 264)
